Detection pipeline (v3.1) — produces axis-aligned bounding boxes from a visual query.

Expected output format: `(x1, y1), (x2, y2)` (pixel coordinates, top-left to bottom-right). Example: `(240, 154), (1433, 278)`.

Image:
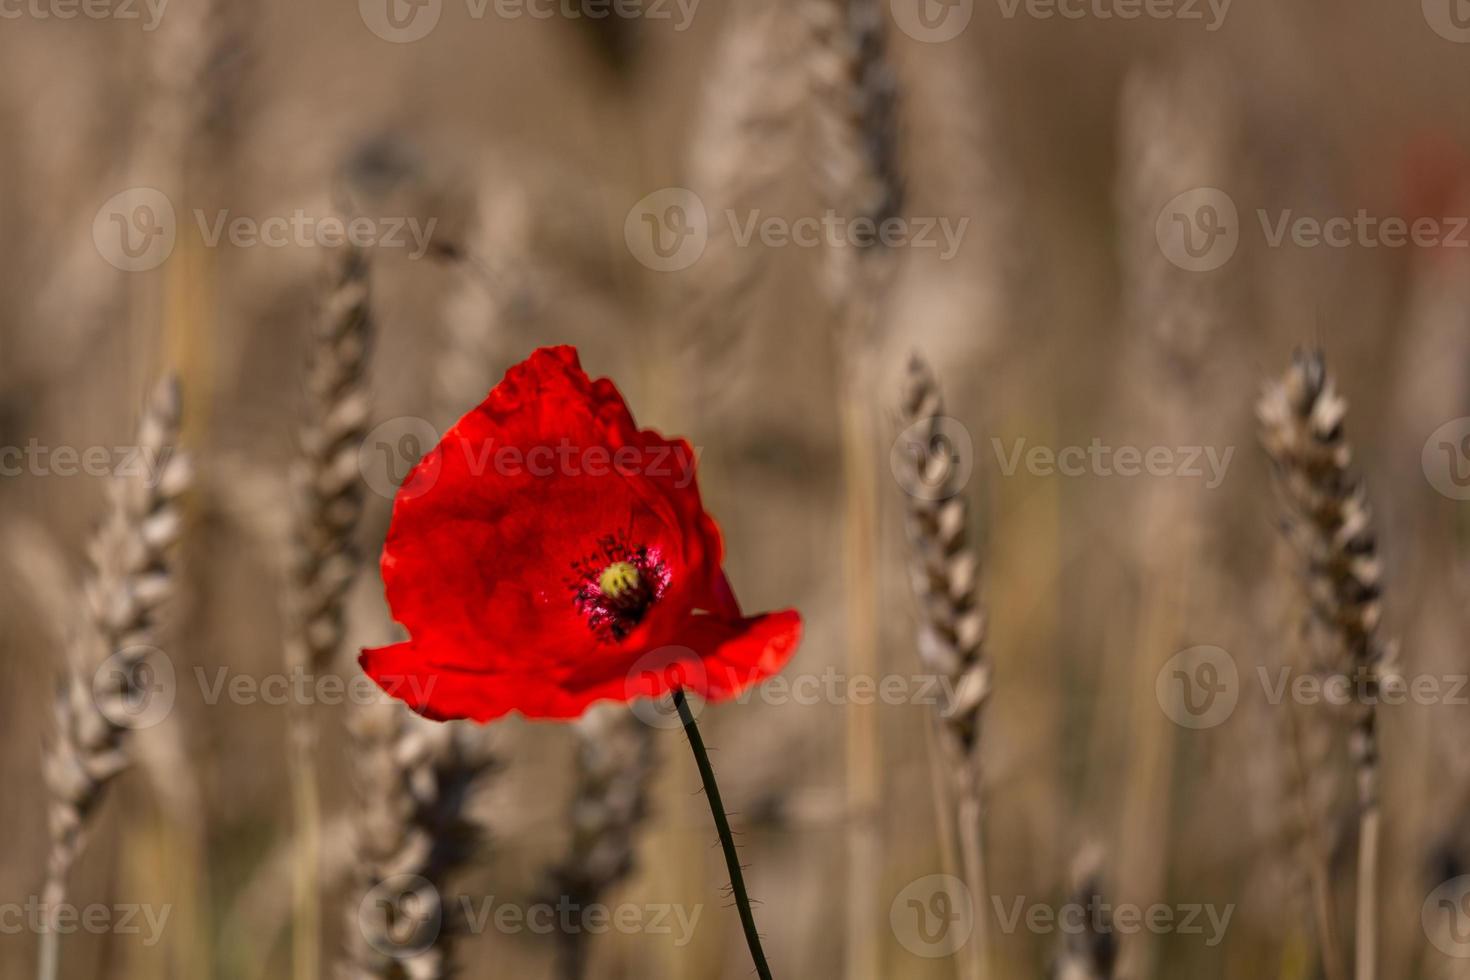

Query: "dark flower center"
(571, 539), (671, 641)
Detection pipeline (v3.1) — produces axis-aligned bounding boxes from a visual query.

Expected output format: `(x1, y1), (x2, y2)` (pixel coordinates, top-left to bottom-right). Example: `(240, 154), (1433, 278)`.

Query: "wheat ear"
(547, 705), (657, 980)
(285, 242), (373, 980)
(339, 700), (496, 980)
(896, 354), (991, 979)
(802, 0), (902, 308)
(1050, 848), (1119, 980)
(1259, 349), (1392, 980)
(39, 376), (190, 980)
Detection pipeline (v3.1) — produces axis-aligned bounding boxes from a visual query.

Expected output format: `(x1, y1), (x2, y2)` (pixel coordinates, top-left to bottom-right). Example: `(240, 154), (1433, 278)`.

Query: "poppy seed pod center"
(599, 561), (641, 598)
(573, 543), (671, 642)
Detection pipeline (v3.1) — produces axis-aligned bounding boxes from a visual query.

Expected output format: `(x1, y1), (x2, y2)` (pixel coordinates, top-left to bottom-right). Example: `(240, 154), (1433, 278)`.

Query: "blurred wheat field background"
(3, 0), (1470, 978)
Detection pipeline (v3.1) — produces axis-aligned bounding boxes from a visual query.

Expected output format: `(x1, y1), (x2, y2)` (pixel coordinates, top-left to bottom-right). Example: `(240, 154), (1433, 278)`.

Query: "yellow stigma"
(598, 561), (641, 598)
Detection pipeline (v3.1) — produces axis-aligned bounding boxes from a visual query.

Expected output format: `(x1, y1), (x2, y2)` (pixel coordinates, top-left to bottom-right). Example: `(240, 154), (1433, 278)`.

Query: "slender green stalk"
(671, 689), (773, 980)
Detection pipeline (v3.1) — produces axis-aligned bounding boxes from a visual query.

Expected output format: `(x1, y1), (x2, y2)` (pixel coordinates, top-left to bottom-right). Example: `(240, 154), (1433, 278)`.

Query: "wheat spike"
(39, 376), (191, 980)
(801, 0), (904, 310)
(897, 354), (991, 980)
(898, 356), (990, 749)
(547, 706), (656, 980)
(1050, 848), (1119, 980)
(1259, 349), (1391, 980)
(286, 242), (374, 980)
(339, 702), (496, 980)
(286, 243), (373, 679)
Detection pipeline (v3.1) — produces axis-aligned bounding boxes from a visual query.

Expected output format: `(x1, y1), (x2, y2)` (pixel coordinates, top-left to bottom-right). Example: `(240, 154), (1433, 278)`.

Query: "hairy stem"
(672, 689), (773, 980)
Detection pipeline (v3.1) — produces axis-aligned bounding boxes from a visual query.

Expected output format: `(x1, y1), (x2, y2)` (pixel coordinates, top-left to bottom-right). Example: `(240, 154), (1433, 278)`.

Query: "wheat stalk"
(1259, 349), (1393, 980)
(674, 0), (808, 422)
(547, 705), (657, 980)
(38, 376), (191, 980)
(800, 4), (904, 976)
(339, 700), (495, 980)
(1281, 685), (1350, 980)
(1111, 60), (1236, 980)
(897, 354), (991, 979)
(286, 242), (374, 980)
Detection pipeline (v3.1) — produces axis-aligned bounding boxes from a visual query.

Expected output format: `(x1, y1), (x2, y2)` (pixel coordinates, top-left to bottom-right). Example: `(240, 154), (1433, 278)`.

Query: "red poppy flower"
(359, 346), (802, 722)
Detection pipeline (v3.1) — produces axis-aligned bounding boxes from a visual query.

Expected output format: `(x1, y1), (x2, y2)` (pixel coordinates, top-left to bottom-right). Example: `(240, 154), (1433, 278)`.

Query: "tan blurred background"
(2, 0), (1470, 977)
